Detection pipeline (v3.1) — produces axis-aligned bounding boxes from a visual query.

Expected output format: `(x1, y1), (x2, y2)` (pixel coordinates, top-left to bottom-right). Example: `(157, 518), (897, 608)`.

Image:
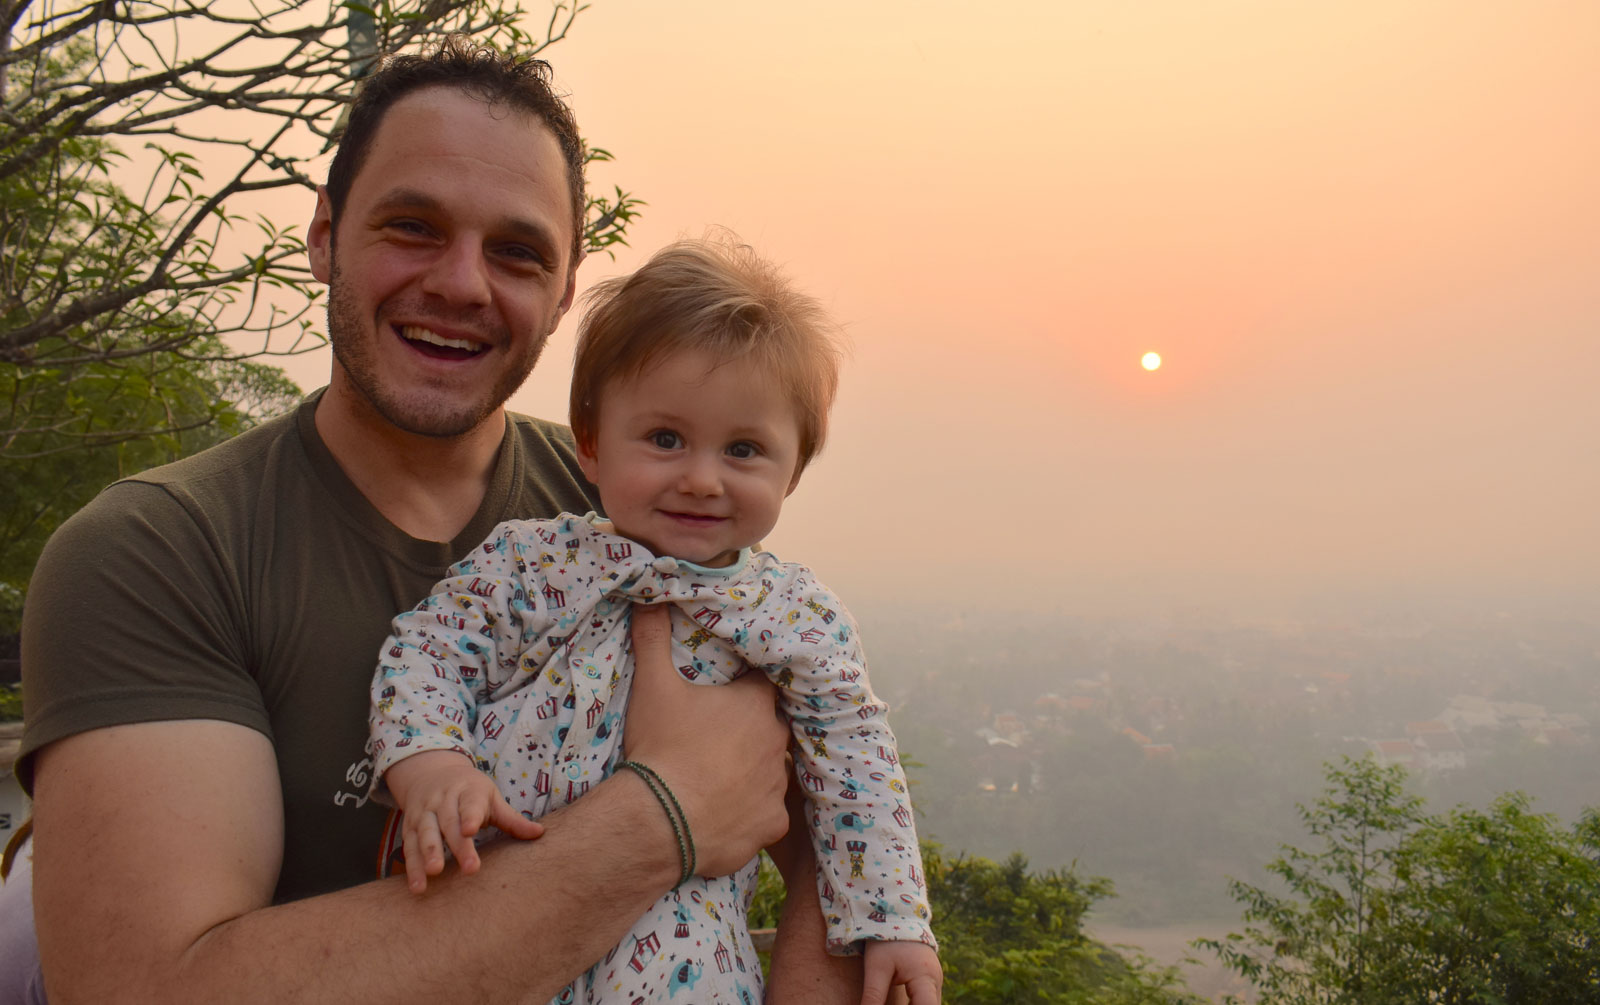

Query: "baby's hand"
(862, 940), (942, 1005)
(382, 749), (543, 893)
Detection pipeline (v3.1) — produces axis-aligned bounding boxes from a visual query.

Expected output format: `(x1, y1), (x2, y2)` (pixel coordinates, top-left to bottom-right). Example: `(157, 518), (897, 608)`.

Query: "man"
(8, 41), (861, 1003)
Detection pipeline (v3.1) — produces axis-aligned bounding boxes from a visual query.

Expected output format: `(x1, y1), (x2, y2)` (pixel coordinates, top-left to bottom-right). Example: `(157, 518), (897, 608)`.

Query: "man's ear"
(308, 186), (335, 284)
(557, 249), (584, 317)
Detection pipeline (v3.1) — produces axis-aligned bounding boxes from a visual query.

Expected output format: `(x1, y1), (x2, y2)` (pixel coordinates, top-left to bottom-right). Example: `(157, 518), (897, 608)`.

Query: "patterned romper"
(368, 513), (934, 1004)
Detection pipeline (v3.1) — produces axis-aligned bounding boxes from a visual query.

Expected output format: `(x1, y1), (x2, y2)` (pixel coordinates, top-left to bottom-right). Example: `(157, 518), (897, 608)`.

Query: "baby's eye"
(726, 441), (760, 460)
(650, 430), (682, 449)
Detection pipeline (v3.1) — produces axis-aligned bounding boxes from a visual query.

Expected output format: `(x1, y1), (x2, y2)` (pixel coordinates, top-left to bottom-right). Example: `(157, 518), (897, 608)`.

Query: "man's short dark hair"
(325, 36), (586, 262)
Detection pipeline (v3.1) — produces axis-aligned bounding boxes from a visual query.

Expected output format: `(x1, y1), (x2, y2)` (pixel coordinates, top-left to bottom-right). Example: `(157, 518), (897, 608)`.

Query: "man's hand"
(623, 603), (790, 876)
(862, 941), (942, 1005)
(763, 759), (813, 886)
(383, 750), (543, 892)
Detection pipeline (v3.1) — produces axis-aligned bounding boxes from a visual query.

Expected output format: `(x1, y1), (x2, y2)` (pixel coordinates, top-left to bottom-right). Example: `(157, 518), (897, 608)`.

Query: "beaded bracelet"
(618, 759), (696, 887)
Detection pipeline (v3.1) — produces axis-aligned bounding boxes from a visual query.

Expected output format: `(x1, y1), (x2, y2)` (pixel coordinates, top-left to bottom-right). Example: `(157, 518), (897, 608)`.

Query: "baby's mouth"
(665, 511), (726, 525)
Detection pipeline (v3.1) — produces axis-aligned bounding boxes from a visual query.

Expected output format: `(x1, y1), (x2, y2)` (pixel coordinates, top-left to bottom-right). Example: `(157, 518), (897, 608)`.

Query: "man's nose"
(422, 240), (492, 305)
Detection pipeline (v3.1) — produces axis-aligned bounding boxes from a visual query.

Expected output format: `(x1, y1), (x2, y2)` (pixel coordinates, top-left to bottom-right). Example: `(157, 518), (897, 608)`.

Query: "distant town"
(971, 682), (1591, 795)
(865, 602), (1599, 926)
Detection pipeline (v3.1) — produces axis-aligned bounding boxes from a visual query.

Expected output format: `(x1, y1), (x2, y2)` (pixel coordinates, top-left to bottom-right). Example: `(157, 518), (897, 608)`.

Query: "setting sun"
(1142, 352), (1162, 371)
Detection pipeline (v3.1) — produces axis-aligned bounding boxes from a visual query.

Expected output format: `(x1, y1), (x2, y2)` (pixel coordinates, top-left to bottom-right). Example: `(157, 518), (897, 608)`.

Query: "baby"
(368, 238), (940, 1004)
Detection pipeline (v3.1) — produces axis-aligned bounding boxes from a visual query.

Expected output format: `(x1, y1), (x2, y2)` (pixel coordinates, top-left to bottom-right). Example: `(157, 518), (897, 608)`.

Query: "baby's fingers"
(859, 954), (894, 1005)
(436, 798), (482, 876)
(458, 786), (543, 844)
(486, 796), (544, 842)
(401, 811), (446, 893)
(904, 974), (941, 1005)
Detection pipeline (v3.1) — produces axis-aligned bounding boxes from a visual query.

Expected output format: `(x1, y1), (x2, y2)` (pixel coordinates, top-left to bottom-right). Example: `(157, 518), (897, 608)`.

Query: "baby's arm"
(384, 750), (542, 892)
(862, 941), (942, 1005)
(749, 566), (936, 950)
(368, 521), (560, 887)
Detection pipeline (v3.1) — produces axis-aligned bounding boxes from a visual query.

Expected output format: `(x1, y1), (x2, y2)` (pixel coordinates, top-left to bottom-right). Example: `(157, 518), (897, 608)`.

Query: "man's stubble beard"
(325, 256), (555, 438)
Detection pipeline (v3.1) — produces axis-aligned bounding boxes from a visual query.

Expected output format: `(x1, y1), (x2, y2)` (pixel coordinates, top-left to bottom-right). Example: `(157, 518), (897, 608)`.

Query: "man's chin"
(328, 339), (533, 440)
(367, 391), (503, 440)
(393, 409), (500, 440)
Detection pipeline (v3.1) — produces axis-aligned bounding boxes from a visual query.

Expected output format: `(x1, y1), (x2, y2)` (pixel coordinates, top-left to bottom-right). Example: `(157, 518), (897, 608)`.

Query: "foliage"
(1374, 797), (1600, 1004)
(926, 847), (1201, 1005)
(1200, 756), (1600, 1005)
(2, 0), (641, 454)
(752, 844), (1201, 1004)
(748, 850), (786, 931)
(1197, 756), (1424, 1004)
(0, 335), (301, 634)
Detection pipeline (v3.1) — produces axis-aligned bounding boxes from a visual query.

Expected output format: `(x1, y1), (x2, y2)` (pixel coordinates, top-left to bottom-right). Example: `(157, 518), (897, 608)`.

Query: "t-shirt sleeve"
(17, 481), (268, 792)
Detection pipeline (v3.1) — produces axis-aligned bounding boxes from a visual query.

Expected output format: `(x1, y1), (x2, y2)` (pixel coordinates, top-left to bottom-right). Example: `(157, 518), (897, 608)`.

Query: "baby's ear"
(575, 433), (601, 485)
(785, 464), (805, 497)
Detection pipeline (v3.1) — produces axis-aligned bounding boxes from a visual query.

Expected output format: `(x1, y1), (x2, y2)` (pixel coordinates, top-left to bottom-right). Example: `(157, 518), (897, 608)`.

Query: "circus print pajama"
(369, 513), (934, 1003)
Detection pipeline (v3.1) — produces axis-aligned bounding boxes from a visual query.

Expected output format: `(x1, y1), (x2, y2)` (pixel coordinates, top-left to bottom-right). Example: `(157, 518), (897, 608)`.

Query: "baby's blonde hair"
(571, 235), (842, 474)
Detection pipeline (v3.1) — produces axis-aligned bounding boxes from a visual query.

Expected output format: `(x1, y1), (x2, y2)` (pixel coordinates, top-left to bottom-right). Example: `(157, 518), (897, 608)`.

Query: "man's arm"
(32, 617), (791, 1004)
(764, 774), (867, 1003)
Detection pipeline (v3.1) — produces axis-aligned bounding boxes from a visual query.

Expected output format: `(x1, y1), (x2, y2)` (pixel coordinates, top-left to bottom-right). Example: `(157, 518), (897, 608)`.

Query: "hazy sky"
(277, 1), (1599, 621)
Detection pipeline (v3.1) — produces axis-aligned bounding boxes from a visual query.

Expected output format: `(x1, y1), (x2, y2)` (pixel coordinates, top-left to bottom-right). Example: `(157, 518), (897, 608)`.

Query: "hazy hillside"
(862, 601), (1600, 926)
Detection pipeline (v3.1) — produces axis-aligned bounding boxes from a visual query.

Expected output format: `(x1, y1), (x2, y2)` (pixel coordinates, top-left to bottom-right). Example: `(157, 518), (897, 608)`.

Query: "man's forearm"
(35, 728), (677, 1005)
(197, 782), (674, 1003)
(765, 872), (863, 1005)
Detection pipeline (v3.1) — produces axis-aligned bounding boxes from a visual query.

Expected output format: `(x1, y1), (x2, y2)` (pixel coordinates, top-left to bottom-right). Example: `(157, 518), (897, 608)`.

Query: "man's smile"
(397, 324), (488, 360)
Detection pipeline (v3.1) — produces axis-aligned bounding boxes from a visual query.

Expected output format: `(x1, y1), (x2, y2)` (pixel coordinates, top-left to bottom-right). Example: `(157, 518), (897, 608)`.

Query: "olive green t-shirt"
(19, 393), (600, 902)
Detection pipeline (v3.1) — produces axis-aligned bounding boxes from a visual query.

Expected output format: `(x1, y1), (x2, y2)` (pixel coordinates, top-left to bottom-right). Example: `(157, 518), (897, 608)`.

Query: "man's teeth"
(401, 326), (481, 352)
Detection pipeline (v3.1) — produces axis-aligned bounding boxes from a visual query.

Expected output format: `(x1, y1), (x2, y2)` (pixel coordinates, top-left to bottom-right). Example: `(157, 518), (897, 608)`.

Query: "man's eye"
(501, 244), (545, 265)
(650, 431), (682, 449)
(727, 441), (760, 460)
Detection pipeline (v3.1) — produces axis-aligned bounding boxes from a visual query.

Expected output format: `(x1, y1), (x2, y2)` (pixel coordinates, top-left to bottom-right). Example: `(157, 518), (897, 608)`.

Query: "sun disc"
(1141, 352), (1162, 371)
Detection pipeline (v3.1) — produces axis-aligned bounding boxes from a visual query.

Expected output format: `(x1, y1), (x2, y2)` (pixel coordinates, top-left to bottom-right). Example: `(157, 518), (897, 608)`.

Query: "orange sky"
(276, 1), (1599, 620)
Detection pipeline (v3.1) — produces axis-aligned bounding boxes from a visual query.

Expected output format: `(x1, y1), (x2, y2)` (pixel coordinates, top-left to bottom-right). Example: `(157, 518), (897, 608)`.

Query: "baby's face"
(576, 348), (803, 567)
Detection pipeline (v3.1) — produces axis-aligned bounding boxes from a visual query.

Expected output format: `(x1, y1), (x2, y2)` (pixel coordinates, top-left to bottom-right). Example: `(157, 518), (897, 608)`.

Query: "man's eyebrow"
(369, 188), (562, 255)
(369, 188), (443, 216)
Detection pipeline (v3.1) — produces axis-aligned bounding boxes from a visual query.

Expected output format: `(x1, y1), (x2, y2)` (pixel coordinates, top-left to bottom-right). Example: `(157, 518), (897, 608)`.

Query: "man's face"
(307, 86), (579, 438)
